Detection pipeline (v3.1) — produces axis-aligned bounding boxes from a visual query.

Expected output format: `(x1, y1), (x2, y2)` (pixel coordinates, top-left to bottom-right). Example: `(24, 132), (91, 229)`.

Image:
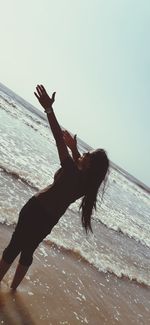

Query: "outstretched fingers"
(40, 85), (47, 94)
(36, 85), (43, 96)
(34, 84), (56, 107)
(52, 92), (56, 103)
(34, 91), (39, 100)
(34, 85), (45, 100)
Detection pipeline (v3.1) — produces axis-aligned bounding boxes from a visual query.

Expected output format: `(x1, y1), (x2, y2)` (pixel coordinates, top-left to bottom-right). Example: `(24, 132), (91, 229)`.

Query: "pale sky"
(0, 0), (150, 186)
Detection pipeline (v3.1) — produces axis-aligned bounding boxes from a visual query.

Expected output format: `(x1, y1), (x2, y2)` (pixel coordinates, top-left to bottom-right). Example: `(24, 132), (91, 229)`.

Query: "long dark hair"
(79, 149), (109, 233)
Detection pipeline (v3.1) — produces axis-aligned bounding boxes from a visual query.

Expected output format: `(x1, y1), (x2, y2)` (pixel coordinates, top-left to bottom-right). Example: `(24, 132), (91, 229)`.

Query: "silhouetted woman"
(0, 85), (109, 290)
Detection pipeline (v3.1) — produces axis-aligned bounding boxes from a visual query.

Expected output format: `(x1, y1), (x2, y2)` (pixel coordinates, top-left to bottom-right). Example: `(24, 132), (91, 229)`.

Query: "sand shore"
(0, 224), (149, 325)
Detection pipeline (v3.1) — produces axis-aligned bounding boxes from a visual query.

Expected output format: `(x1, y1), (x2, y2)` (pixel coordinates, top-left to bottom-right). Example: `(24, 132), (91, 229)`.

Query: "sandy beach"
(0, 224), (149, 325)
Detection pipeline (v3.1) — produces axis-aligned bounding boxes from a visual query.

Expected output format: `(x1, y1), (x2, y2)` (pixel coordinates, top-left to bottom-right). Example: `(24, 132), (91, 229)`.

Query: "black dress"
(2, 156), (85, 266)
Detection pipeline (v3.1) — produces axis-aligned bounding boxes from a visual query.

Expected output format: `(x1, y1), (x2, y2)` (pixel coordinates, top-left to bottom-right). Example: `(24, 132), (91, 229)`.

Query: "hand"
(34, 84), (56, 110)
(62, 130), (77, 150)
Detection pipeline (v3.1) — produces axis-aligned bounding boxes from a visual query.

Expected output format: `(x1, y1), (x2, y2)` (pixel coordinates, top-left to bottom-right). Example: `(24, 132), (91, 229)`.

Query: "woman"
(0, 85), (109, 290)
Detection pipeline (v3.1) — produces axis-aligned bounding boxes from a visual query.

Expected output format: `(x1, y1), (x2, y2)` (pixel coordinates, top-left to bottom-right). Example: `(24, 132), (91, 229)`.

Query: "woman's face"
(77, 152), (91, 170)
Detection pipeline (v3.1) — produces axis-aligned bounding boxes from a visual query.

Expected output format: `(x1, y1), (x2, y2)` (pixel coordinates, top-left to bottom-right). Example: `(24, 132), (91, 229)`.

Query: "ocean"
(0, 82), (150, 324)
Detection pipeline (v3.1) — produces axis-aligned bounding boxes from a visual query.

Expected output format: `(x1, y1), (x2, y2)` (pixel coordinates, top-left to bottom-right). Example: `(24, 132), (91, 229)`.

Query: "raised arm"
(62, 130), (81, 163)
(34, 84), (69, 165)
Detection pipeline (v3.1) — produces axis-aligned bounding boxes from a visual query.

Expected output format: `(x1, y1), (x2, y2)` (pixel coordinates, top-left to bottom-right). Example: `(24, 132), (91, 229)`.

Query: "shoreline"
(0, 81), (149, 192)
(0, 223), (149, 324)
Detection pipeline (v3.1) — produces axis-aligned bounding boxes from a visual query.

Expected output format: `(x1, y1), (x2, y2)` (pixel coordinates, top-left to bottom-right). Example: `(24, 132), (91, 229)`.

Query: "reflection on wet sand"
(0, 291), (35, 325)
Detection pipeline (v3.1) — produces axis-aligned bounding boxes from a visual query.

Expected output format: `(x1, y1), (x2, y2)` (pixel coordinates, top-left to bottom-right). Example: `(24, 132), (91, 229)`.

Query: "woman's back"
(35, 156), (85, 224)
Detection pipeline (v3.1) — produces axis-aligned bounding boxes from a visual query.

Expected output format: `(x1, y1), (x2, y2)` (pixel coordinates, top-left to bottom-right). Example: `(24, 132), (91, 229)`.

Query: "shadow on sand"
(0, 290), (35, 324)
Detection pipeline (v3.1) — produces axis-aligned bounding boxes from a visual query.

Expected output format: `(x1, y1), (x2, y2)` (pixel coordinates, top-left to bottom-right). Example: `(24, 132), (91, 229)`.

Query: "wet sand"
(0, 224), (149, 325)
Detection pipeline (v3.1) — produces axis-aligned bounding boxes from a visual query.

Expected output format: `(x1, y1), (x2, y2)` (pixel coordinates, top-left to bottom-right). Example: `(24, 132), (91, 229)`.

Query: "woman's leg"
(10, 237), (44, 290)
(0, 200), (31, 283)
(0, 259), (12, 282)
(10, 197), (52, 289)
(10, 263), (29, 290)
(0, 231), (22, 282)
